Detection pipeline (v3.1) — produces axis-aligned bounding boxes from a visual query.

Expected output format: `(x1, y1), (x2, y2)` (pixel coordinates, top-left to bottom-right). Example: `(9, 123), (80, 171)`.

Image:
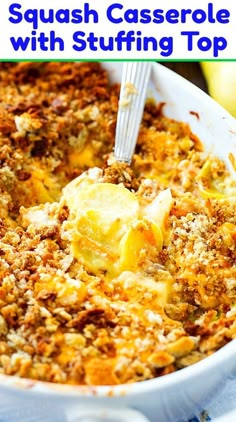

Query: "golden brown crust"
(0, 62), (235, 386)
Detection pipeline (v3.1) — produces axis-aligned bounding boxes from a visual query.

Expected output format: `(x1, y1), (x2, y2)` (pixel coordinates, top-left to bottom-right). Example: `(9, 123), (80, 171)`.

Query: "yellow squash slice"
(69, 183), (140, 275)
(119, 219), (163, 272)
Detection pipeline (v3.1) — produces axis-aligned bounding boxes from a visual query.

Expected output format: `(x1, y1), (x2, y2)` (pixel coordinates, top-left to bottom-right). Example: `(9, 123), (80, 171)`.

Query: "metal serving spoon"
(114, 61), (152, 164)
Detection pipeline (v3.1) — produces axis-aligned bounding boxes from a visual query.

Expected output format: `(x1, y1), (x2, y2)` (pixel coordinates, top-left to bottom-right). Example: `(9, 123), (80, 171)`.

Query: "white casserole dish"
(0, 62), (236, 422)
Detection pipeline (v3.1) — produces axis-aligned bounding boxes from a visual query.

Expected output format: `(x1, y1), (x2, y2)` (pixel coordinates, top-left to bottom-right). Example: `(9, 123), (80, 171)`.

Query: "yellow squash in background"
(201, 62), (236, 117)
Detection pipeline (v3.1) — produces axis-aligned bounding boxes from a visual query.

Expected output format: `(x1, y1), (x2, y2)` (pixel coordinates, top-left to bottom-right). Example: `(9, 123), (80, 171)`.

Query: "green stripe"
(0, 58), (235, 62)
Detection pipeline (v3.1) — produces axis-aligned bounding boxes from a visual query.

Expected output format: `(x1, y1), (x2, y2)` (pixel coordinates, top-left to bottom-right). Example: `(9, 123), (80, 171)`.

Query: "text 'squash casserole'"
(0, 62), (235, 386)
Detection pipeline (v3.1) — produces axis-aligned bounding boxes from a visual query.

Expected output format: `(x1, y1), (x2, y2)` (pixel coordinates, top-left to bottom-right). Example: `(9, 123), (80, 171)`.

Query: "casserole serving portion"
(0, 62), (235, 390)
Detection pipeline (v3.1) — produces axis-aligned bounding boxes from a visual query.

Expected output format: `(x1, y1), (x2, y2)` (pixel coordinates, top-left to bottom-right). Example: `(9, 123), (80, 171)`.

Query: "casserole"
(0, 61), (236, 422)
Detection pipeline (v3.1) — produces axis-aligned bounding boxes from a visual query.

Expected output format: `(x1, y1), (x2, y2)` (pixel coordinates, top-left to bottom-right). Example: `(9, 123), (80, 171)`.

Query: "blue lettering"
(207, 3), (215, 23)
(216, 9), (230, 23)
(211, 37), (227, 57)
(24, 9), (38, 30)
(55, 10), (70, 24)
(31, 30), (37, 51)
(124, 9), (138, 23)
(197, 36), (227, 57)
(107, 3), (123, 24)
(180, 9), (192, 23)
(40, 10), (54, 24)
(160, 37), (173, 57)
(87, 33), (99, 51)
(140, 9), (152, 24)
(71, 9), (83, 24)
(84, 3), (98, 23)
(181, 31), (200, 50)
(10, 31), (64, 52)
(10, 36), (30, 51)
(9, 3), (22, 24)
(165, 10), (179, 23)
(198, 37), (212, 52)
(50, 31), (64, 51)
(73, 31), (87, 51)
(152, 9), (164, 24)
(181, 32), (227, 57)
(192, 10), (207, 24)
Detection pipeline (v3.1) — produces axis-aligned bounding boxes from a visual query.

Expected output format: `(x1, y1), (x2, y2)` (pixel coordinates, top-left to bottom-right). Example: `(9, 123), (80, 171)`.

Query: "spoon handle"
(114, 62), (152, 164)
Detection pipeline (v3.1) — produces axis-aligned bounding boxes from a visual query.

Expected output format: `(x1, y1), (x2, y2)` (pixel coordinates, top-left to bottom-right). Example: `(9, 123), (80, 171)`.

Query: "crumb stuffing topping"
(0, 62), (235, 386)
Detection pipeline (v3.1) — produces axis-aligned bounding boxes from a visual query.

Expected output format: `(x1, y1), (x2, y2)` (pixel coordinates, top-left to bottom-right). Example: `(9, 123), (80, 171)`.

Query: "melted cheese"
(60, 172), (173, 300)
